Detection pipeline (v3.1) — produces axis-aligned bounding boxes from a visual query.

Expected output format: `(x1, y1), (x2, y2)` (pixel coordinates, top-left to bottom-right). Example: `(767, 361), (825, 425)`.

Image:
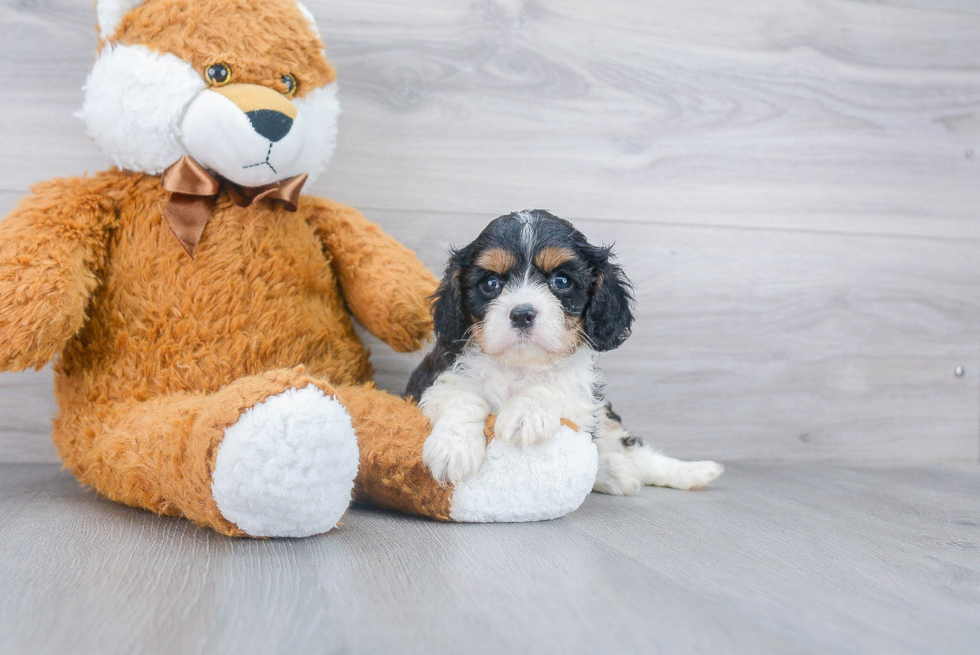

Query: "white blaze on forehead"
(516, 210), (537, 255)
(97, 0), (148, 40)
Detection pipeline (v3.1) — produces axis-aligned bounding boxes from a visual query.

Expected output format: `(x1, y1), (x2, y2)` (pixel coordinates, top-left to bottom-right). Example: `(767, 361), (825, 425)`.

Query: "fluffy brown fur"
(110, 0), (335, 98)
(0, 166), (447, 535)
(0, 0), (472, 536)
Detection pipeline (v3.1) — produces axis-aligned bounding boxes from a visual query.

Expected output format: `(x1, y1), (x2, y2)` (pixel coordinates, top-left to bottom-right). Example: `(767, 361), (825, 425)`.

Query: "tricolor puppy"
(407, 210), (724, 494)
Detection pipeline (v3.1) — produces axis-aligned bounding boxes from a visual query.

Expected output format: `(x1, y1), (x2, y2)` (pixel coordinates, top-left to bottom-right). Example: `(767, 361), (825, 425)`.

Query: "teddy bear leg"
(327, 385), (454, 520)
(329, 385), (599, 522)
(60, 370), (359, 537)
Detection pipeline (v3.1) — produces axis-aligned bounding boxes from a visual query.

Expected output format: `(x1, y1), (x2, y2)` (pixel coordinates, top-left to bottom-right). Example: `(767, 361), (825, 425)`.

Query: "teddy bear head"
(81, 0), (339, 187)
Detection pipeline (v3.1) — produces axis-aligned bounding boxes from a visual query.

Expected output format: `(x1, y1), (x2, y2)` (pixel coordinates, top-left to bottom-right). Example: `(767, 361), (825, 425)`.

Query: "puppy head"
(433, 210), (634, 367)
(82, 0), (339, 186)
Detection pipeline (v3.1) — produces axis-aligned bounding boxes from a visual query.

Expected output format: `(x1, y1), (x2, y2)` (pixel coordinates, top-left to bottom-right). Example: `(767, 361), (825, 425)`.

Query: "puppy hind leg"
(592, 403), (723, 493)
(592, 407), (643, 495)
(630, 446), (724, 491)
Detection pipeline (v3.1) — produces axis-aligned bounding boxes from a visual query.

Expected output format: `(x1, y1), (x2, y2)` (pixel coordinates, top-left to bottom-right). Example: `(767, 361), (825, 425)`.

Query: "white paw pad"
(211, 384), (359, 538)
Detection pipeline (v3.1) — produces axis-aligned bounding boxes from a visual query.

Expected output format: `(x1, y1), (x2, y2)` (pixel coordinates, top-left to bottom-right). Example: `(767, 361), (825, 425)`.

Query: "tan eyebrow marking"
(534, 246), (576, 272)
(476, 248), (517, 274)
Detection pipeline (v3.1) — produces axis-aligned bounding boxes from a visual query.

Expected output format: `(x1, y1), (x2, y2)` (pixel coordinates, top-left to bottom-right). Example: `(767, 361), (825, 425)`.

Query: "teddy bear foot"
(210, 384), (359, 538)
(448, 424), (598, 522)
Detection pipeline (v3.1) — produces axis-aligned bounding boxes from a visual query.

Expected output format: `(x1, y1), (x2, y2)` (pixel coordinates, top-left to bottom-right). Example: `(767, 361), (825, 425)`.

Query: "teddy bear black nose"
(509, 305), (537, 330)
(245, 109), (293, 142)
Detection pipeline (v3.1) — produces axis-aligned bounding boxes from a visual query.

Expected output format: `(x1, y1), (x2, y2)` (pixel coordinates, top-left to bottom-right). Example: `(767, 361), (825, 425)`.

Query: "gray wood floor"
(1, 461), (977, 655)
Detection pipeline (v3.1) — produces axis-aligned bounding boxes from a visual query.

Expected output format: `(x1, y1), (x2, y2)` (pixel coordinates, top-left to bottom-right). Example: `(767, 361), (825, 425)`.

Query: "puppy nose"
(510, 305), (537, 330)
(245, 110), (293, 142)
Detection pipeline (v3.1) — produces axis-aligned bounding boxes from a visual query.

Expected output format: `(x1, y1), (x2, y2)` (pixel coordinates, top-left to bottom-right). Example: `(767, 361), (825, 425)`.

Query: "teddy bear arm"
(0, 178), (114, 371)
(305, 198), (438, 353)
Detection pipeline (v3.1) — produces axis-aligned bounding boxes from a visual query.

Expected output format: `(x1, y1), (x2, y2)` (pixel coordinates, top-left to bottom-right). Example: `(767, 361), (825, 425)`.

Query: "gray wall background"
(1, 0), (978, 463)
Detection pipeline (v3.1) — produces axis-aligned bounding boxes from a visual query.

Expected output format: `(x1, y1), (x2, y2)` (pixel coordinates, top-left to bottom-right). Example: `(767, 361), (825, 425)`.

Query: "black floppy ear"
(583, 245), (634, 352)
(431, 247), (469, 352)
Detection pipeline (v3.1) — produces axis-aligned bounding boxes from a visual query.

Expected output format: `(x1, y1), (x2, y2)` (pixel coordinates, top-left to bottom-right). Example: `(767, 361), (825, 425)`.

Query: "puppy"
(407, 209), (723, 494)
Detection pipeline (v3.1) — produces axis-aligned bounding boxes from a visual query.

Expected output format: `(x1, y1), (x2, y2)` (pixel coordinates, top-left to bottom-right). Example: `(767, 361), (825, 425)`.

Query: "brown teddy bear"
(1, 0), (608, 536)
(0, 0), (472, 537)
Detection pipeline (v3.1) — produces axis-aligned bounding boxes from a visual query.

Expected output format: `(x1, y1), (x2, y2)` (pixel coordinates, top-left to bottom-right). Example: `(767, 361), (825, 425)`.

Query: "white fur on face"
(79, 43), (340, 185)
(480, 277), (574, 367)
(287, 84), (340, 185)
(180, 91), (284, 186)
(80, 44), (206, 175)
(180, 84), (338, 187)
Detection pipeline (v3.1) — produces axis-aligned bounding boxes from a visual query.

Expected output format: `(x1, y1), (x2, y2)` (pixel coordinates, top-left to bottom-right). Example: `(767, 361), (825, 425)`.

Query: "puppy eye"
(205, 63), (232, 87)
(551, 274), (572, 291)
(281, 74), (297, 96)
(480, 276), (502, 294)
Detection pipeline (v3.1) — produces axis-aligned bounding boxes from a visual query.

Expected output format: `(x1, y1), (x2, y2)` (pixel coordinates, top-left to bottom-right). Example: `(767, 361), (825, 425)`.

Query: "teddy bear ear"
(295, 2), (323, 39)
(97, 0), (148, 40)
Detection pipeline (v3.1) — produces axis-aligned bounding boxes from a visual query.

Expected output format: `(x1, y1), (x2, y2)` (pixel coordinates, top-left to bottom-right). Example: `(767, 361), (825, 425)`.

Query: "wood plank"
(0, 1), (107, 188)
(316, 0), (980, 239)
(0, 369), (58, 464)
(0, 1), (978, 239)
(0, 462), (977, 655)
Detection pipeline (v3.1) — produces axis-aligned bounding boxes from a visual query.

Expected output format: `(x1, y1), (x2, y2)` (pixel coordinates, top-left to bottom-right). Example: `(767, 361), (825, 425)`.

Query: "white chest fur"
(419, 346), (602, 522)
(436, 346), (604, 432)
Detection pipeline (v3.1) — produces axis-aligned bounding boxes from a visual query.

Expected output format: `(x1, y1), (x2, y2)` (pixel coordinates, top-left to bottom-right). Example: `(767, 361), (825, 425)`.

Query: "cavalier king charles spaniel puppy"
(407, 210), (723, 494)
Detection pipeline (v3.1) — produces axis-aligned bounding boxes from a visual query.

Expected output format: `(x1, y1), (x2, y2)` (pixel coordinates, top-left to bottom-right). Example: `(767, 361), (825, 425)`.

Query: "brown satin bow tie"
(160, 155), (308, 258)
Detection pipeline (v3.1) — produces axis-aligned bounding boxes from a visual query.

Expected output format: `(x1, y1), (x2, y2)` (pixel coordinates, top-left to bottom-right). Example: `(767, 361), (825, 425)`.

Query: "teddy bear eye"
(205, 63), (232, 87)
(281, 74), (297, 96)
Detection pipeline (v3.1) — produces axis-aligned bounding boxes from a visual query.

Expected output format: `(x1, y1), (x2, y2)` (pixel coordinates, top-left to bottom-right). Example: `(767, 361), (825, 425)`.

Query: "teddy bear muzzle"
(180, 82), (308, 187)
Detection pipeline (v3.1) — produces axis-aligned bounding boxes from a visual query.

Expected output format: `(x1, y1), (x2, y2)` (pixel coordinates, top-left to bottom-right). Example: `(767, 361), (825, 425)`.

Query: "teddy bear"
(0, 0), (599, 537)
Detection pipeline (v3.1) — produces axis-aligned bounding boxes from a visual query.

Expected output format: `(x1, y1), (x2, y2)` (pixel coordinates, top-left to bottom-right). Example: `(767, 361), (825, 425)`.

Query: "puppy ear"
(583, 246), (634, 352)
(431, 248), (470, 352)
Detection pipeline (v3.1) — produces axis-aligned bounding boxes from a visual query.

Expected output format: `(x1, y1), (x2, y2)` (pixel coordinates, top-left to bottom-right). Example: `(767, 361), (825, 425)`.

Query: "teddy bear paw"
(211, 384), (359, 538)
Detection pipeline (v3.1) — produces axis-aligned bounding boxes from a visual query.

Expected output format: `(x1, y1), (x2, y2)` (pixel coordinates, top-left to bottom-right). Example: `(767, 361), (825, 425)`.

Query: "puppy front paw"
(495, 400), (561, 449)
(422, 419), (487, 486)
